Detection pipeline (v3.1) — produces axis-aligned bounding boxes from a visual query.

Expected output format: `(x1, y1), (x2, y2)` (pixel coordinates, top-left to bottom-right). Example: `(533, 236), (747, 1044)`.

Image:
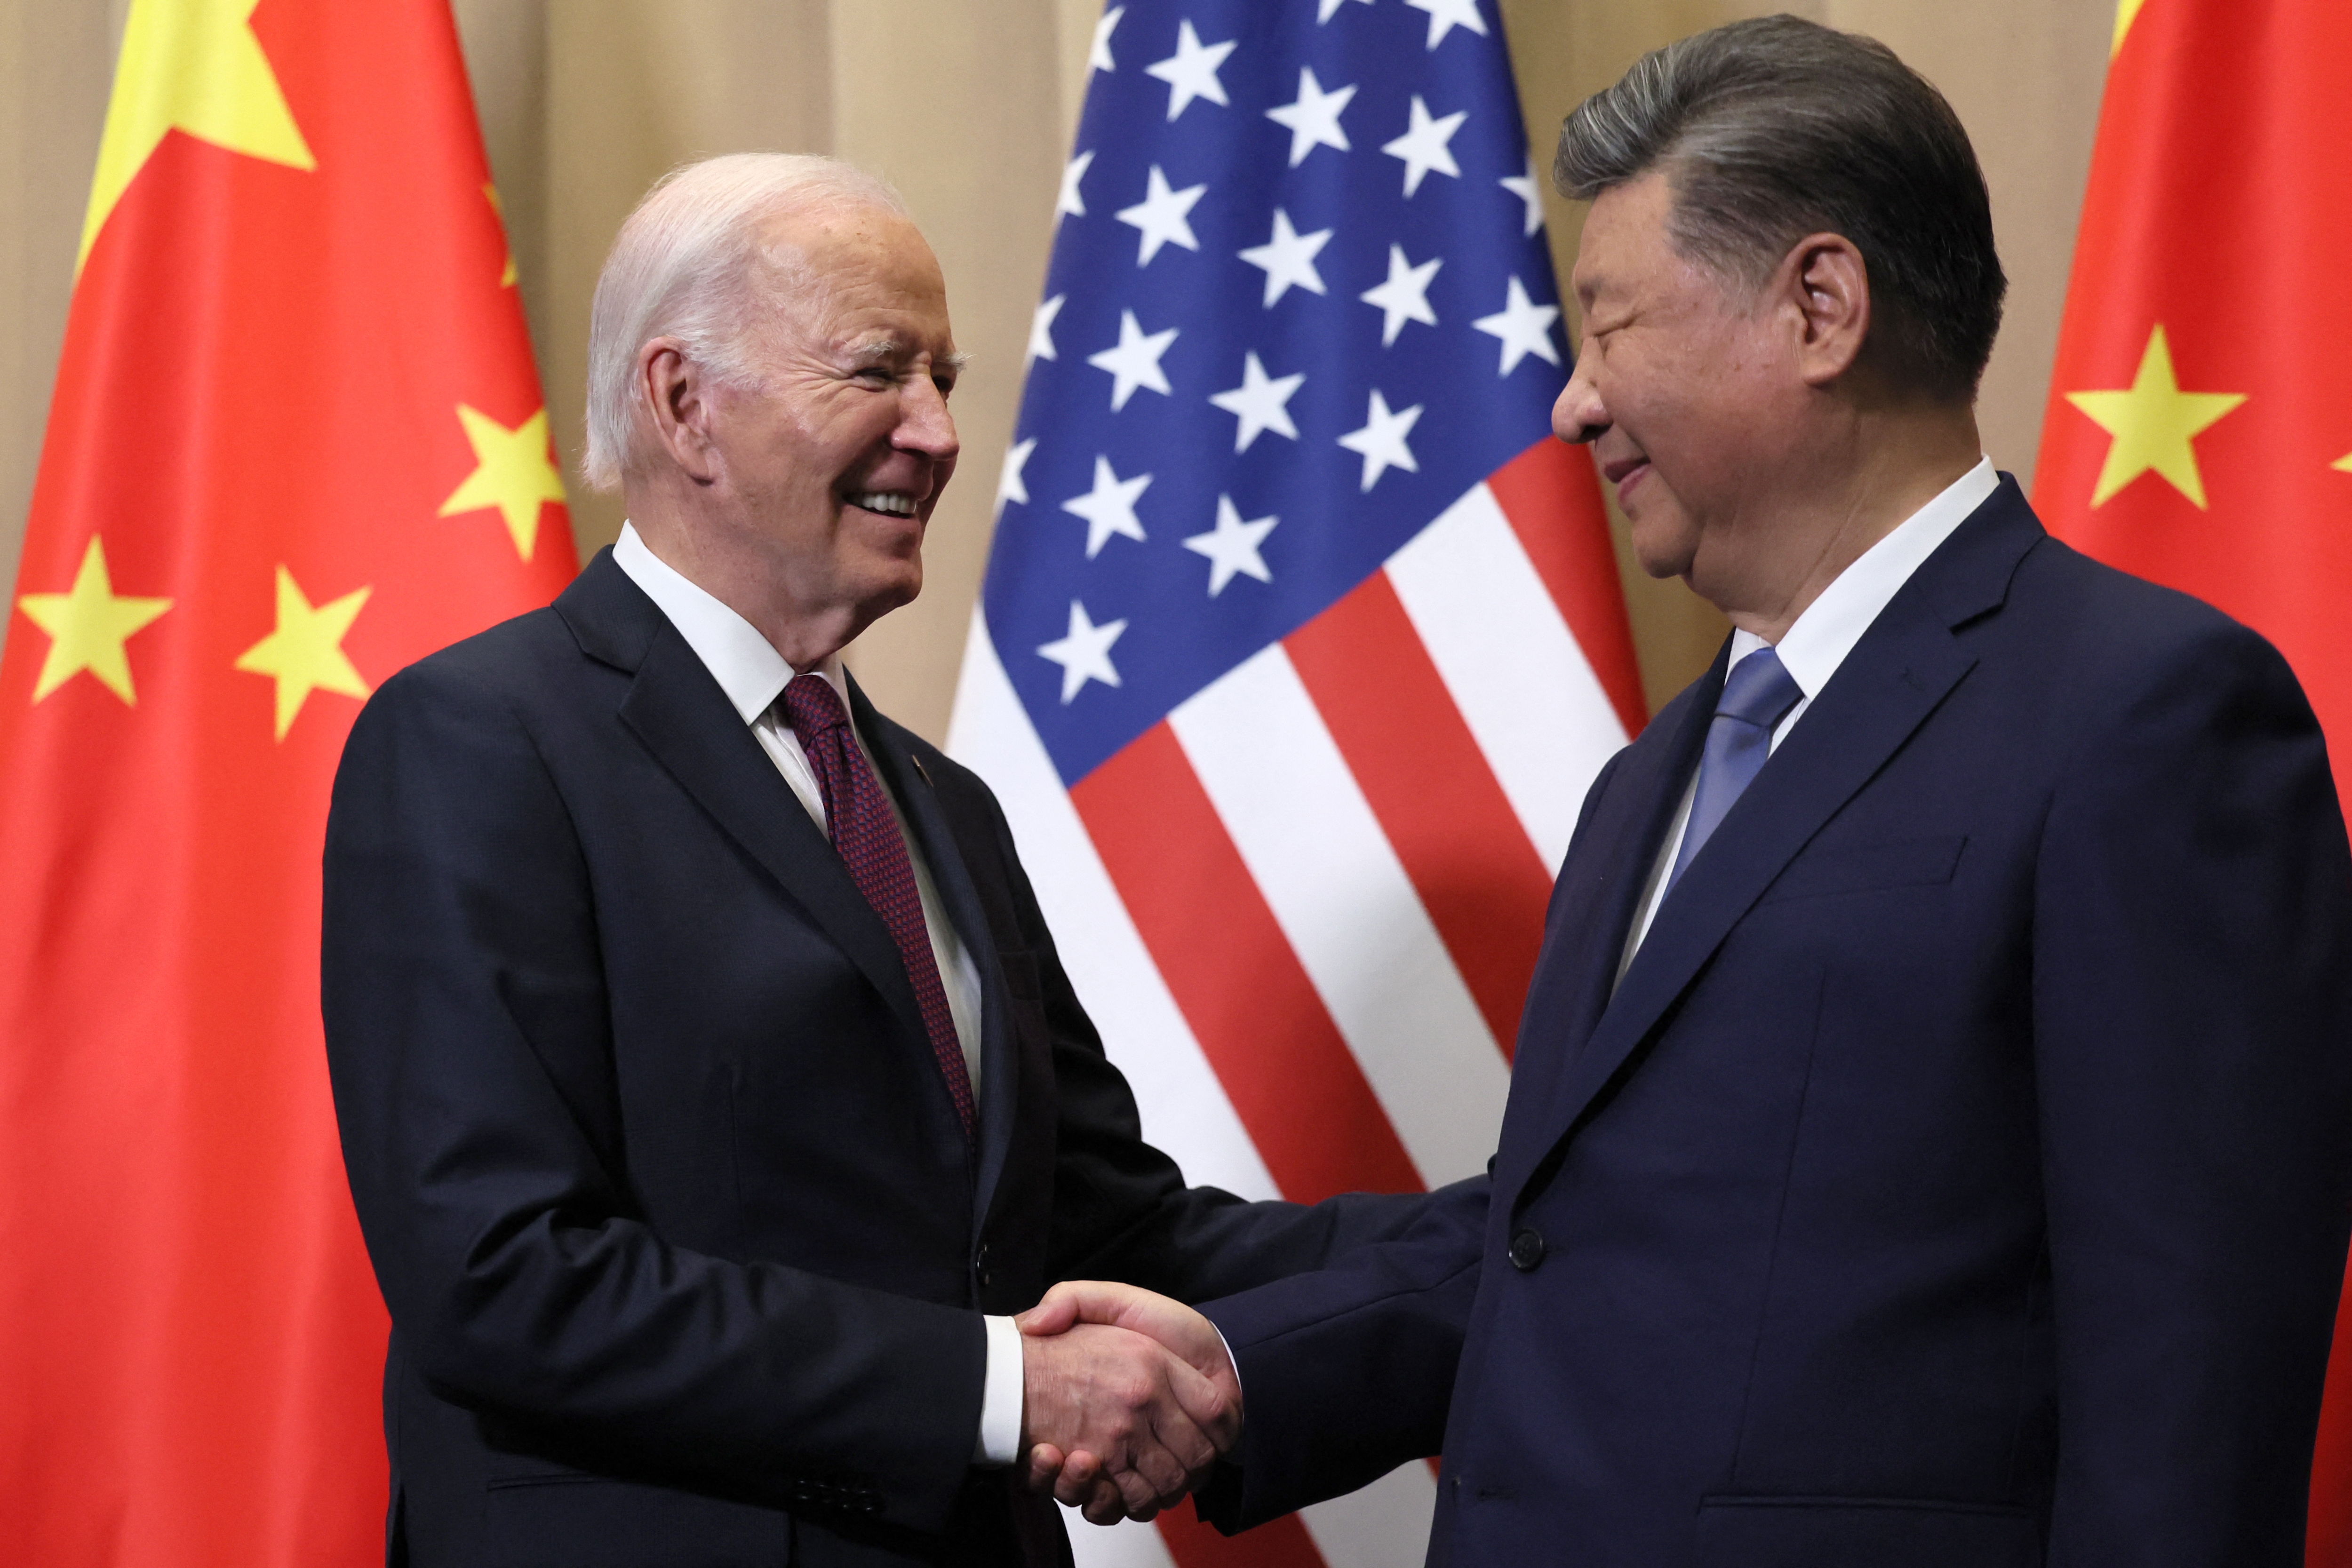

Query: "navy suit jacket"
(1198, 479), (2352, 1567)
(321, 550), (1419, 1568)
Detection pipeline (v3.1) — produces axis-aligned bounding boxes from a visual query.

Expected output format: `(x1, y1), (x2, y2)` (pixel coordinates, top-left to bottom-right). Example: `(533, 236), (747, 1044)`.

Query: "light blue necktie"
(1665, 648), (1805, 891)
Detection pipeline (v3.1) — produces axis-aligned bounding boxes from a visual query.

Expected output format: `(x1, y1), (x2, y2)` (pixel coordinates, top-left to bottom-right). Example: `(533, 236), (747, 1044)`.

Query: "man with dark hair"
(1029, 16), (2352, 1563)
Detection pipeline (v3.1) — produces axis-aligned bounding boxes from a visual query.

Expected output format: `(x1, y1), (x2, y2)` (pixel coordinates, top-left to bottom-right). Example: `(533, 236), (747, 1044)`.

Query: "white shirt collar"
(611, 521), (847, 725)
(1726, 456), (1999, 694)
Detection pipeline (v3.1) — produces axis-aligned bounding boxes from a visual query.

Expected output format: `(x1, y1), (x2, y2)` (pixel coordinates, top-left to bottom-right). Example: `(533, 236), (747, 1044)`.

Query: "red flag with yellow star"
(0, 0), (576, 1561)
(2032, 0), (2352, 1559)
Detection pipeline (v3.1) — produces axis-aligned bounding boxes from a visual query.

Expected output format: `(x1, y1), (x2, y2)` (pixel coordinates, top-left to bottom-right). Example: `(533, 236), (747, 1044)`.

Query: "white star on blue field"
(984, 0), (1571, 783)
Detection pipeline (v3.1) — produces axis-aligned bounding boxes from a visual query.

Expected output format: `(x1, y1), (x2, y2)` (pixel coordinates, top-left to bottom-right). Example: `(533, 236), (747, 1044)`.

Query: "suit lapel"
(1503, 481), (2044, 1209)
(850, 677), (1019, 1218)
(558, 554), (930, 1049)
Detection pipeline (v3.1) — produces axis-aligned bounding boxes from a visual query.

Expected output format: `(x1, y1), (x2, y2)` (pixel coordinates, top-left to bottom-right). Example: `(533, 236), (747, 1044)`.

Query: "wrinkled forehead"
(760, 204), (953, 345)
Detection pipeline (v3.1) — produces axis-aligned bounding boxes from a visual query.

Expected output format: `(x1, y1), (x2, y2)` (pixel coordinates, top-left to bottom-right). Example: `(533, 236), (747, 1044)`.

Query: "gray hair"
(1555, 15), (2006, 402)
(581, 152), (911, 491)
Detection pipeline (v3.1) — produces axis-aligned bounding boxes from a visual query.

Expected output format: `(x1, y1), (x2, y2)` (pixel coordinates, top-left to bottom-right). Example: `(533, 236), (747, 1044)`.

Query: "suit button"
(973, 1243), (991, 1289)
(1508, 1228), (1545, 1272)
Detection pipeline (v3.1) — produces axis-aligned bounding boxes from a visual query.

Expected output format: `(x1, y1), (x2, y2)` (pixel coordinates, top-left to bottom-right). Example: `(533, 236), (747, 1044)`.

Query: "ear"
(1775, 232), (1870, 387)
(637, 338), (725, 487)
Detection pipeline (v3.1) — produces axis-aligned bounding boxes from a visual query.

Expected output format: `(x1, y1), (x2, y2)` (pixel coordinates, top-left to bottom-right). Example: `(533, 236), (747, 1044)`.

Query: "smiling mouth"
(846, 491), (919, 518)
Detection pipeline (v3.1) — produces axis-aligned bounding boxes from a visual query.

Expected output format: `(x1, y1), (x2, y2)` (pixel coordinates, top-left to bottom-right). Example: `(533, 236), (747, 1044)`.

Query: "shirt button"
(1508, 1228), (1546, 1272)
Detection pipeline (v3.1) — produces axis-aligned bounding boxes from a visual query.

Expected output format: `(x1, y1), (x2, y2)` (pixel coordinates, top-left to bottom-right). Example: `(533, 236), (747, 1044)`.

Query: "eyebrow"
(846, 337), (970, 373)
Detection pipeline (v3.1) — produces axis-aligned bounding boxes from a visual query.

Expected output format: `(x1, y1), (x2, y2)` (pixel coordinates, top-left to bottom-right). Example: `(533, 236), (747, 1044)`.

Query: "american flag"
(945, 3), (1642, 1562)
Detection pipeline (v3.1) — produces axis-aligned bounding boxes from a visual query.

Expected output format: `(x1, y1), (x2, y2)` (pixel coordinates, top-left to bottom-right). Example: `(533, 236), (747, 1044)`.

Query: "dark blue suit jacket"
(321, 551), (1420, 1568)
(1198, 479), (2352, 1566)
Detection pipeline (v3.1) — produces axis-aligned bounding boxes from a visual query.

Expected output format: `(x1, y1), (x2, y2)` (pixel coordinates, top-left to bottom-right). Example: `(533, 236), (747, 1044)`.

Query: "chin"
(1627, 516), (1698, 581)
(854, 559), (923, 619)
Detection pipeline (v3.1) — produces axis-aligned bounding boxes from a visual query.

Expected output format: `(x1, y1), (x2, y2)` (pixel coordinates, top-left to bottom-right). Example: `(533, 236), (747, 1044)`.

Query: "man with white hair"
(319, 154), (1417, 1568)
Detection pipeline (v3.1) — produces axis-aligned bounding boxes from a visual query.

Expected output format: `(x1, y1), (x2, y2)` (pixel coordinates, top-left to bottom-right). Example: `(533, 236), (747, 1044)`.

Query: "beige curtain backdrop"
(0, 0), (2112, 739)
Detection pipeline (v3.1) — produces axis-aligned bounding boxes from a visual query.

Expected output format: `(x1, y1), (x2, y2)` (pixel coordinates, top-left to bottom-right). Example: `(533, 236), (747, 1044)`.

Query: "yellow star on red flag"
(2064, 324), (2247, 509)
(439, 405), (566, 560)
(15, 536), (174, 706)
(0, 0), (586, 1549)
(80, 0), (315, 273)
(233, 566), (371, 740)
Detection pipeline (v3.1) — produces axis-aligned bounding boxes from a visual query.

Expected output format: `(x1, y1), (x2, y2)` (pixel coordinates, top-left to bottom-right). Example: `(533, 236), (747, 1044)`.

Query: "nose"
(896, 372), (960, 464)
(1553, 342), (1609, 445)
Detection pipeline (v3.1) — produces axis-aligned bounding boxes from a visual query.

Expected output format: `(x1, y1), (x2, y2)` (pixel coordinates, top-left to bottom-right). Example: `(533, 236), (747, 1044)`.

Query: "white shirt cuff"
(973, 1313), (1025, 1465)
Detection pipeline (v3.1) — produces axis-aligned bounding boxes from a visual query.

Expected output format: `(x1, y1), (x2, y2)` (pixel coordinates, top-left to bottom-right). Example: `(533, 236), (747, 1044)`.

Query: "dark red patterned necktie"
(780, 673), (975, 1138)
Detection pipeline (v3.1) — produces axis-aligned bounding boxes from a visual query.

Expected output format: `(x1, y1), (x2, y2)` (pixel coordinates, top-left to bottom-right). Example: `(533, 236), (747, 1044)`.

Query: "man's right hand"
(1011, 1279), (1242, 1523)
(1018, 1319), (1236, 1523)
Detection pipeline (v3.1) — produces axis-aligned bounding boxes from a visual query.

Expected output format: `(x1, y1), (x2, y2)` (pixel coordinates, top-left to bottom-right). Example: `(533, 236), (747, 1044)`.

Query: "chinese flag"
(0, 0), (577, 1563)
(2032, 0), (2352, 1560)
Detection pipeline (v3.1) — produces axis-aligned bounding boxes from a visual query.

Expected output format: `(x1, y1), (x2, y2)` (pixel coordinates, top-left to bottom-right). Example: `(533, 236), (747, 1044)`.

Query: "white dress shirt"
(612, 523), (1025, 1466)
(1617, 459), (2000, 979)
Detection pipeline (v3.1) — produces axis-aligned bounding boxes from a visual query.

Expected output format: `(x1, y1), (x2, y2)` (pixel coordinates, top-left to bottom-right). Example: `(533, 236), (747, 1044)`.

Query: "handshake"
(1016, 1281), (1241, 1526)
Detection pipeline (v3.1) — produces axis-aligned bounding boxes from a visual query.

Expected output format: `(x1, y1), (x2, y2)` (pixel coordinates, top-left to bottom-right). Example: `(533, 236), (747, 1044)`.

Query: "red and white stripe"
(948, 438), (1643, 1568)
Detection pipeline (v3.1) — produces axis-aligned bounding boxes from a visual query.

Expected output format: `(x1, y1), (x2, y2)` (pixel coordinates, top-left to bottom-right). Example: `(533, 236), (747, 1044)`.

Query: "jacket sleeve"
(2033, 619), (2352, 1565)
(1191, 1176), (1488, 1530)
(322, 660), (986, 1533)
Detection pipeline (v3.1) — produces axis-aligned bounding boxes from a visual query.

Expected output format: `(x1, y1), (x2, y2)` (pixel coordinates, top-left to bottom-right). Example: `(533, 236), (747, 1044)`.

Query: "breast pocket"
(1761, 835), (1967, 904)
